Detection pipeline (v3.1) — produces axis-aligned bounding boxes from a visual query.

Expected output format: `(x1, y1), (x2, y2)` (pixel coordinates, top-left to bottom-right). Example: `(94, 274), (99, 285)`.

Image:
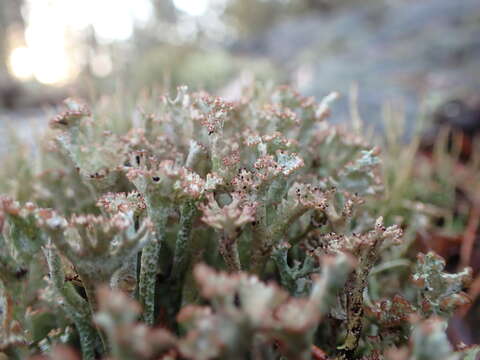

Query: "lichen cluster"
(0, 85), (477, 359)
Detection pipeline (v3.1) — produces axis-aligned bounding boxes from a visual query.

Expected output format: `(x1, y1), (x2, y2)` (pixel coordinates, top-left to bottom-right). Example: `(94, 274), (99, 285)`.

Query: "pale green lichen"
(0, 84), (476, 360)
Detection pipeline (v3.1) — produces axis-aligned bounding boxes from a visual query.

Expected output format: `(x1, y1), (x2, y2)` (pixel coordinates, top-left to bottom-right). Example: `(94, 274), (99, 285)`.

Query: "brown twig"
(459, 202), (480, 269)
(312, 345), (329, 360)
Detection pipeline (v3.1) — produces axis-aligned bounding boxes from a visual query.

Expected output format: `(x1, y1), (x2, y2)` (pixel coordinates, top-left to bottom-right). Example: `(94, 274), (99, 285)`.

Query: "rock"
(234, 0), (480, 136)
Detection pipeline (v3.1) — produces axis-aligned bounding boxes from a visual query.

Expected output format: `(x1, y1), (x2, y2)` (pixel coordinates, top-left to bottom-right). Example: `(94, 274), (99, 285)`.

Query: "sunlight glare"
(7, 0), (154, 85)
(33, 50), (72, 85)
(91, 53), (113, 78)
(173, 0), (210, 16)
(8, 47), (34, 80)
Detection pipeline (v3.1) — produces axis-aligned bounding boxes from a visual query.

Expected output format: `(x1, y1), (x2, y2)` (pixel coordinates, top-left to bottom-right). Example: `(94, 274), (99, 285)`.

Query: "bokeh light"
(173, 0), (210, 16)
(7, 0), (154, 85)
(8, 47), (33, 80)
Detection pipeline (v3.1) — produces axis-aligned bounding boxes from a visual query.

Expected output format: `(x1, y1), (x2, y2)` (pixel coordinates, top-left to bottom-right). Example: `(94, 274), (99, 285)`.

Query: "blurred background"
(1, 0), (479, 129)
(1, 0), (480, 347)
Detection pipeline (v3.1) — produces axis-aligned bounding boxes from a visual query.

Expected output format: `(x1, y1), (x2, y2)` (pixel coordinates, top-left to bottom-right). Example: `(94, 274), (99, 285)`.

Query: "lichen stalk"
(139, 210), (167, 325)
(171, 200), (198, 281)
(219, 231), (242, 272)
